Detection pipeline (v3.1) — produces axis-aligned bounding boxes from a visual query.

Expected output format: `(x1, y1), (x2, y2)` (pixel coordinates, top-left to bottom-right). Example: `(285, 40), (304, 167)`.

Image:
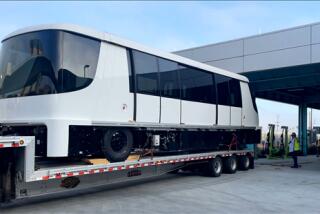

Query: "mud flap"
(0, 148), (15, 203)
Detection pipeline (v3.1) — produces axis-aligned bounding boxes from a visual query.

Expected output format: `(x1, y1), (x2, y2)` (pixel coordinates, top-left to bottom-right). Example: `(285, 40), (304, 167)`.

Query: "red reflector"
(12, 143), (19, 147)
(0, 144), (3, 148)
(67, 172), (73, 177)
(55, 174), (62, 179)
(42, 176), (49, 180)
(79, 171), (85, 175)
(99, 169), (104, 173)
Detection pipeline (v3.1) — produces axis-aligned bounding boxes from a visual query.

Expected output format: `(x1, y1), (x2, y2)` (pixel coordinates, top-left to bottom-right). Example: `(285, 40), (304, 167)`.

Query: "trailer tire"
(207, 157), (223, 177)
(238, 155), (250, 170)
(102, 129), (133, 163)
(249, 156), (255, 169)
(224, 156), (237, 174)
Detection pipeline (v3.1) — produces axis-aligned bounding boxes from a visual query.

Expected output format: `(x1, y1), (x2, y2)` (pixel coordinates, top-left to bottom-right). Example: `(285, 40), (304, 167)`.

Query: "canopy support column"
(298, 104), (308, 155)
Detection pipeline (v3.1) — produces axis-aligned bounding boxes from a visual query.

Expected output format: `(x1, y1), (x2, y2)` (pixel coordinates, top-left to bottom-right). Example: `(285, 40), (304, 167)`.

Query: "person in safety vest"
(289, 132), (300, 168)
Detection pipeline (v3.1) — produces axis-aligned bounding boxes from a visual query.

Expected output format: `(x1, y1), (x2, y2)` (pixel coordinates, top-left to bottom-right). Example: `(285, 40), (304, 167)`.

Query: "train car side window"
(158, 58), (180, 99)
(229, 79), (242, 107)
(132, 50), (159, 96)
(249, 83), (258, 112)
(180, 66), (215, 104)
(126, 49), (135, 93)
(216, 74), (231, 106)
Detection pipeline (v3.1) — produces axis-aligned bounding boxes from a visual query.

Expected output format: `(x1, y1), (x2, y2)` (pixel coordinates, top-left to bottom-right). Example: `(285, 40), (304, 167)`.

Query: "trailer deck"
(0, 136), (254, 205)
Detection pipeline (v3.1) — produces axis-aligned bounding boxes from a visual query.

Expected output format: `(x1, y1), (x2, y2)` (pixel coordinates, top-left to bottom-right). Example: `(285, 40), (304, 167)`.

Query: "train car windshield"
(0, 30), (100, 99)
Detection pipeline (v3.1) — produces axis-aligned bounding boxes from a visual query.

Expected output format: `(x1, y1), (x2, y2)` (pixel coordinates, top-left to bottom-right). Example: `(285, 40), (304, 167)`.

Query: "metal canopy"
(243, 62), (320, 110)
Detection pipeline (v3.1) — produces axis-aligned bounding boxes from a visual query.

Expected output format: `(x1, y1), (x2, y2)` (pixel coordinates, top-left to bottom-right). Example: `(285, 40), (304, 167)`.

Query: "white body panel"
(240, 82), (259, 127)
(93, 43), (134, 123)
(217, 105), (230, 126)
(181, 100), (215, 125)
(136, 94), (160, 123)
(231, 107), (242, 126)
(160, 97), (180, 124)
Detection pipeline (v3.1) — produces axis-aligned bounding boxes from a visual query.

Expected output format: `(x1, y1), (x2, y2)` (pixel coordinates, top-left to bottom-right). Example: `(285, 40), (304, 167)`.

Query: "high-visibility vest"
(294, 138), (300, 151)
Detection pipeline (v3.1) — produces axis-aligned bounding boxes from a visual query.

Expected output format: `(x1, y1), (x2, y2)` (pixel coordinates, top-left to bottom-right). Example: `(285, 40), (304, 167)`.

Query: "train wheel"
(224, 156), (237, 174)
(102, 129), (133, 162)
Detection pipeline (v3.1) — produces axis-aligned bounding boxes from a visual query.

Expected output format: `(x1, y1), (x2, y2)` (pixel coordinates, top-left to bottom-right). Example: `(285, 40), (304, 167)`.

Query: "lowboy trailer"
(0, 136), (254, 206)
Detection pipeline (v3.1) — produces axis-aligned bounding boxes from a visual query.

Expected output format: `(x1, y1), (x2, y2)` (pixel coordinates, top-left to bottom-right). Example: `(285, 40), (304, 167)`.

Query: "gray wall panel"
(244, 26), (310, 55)
(206, 57), (243, 73)
(176, 40), (243, 62)
(175, 49), (194, 60)
(176, 23), (319, 74)
(244, 46), (310, 72)
(311, 24), (320, 44)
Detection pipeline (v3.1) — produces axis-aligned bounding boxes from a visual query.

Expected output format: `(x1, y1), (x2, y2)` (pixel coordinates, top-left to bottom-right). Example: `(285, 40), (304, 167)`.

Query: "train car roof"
(2, 24), (249, 82)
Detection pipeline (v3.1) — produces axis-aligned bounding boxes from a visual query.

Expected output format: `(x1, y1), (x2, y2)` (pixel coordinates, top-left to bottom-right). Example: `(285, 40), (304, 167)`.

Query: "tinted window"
(216, 74), (231, 106)
(229, 79), (242, 107)
(249, 83), (258, 112)
(127, 50), (134, 92)
(180, 66), (215, 104)
(0, 30), (100, 98)
(159, 58), (180, 99)
(132, 50), (159, 95)
(60, 32), (100, 92)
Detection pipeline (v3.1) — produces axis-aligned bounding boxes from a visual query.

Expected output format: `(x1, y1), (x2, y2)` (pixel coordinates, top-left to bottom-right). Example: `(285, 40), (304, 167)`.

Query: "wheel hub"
(231, 159), (236, 170)
(214, 161), (222, 173)
(111, 131), (127, 152)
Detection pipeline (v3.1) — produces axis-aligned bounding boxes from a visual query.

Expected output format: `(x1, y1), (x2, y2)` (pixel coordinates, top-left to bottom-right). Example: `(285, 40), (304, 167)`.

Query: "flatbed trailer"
(0, 136), (254, 206)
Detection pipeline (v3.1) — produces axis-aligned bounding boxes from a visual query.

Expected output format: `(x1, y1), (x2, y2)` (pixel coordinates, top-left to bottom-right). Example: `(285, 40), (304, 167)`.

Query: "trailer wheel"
(224, 156), (237, 174)
(102, 129), (133, 162)
(208, 157), (223, 177)
(238, 155), (250, 170)
(249, 156), (255, 169)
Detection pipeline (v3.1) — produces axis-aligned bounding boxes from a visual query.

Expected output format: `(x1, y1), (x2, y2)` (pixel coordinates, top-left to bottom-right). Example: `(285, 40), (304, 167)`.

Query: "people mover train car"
(0, 24), (260, 162)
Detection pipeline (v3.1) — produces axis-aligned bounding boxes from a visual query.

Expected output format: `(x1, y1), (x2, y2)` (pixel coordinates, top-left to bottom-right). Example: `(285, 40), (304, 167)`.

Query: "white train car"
(0, 24), (260, 162)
